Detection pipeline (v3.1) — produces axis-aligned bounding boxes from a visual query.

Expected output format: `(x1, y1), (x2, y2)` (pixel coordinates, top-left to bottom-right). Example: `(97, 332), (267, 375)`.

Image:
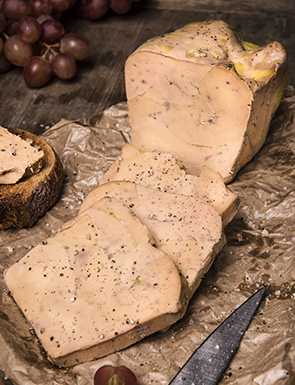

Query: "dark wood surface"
(138, 0), (295, 16)
(0, 2), (294, 384)
(0, 3), (294, 136)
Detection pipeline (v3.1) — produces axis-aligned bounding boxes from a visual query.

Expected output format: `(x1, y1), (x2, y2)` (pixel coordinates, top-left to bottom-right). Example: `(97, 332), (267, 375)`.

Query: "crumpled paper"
(1, 88), (295, 385)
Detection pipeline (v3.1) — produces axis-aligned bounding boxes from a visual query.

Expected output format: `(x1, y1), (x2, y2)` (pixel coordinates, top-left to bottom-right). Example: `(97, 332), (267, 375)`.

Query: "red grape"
(74, 0), (86, 18)
(29, 0), (52, 18)
(60, 33), (91, 61)
(4, 35), (33, 66)
(17, 16), (41, 43)
(40, 19), (65, 44)
(74, 0), (109, 20)
(109, 0), (132, 14)
(4, 20), (18, 36)
(0, 36), (3, 55)
(0, 12), (7, 33)
(51, 0), (76, 13)
(94, 365), (138, 385)
(51, 52), (76, 79)
(2, 0), (31, 21)
(0, 52), (12, 73)
(23, 55), (52, 87)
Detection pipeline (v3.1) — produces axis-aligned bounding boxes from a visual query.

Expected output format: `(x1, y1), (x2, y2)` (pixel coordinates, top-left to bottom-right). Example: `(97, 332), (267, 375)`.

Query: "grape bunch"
(0, 0), (92, 87)
(0, 0), (140, 88)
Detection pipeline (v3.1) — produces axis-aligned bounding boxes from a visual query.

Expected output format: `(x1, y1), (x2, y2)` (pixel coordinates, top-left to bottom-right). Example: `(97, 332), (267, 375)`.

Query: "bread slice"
(100, 143), (238, 226)
(4, 196), (188, 367)
(0, 127), (63, 230)
(0, 126), (44, 184)
(80, 181), (225, 297)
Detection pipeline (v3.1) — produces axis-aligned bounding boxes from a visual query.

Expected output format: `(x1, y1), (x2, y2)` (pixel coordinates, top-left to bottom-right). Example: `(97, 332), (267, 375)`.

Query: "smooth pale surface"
(101, 143), (239, 226)
(125, 20), (288, 183)
(4, 197), (186, 367)
(0, 126), (44, 184)
(80, 181), (225, 296)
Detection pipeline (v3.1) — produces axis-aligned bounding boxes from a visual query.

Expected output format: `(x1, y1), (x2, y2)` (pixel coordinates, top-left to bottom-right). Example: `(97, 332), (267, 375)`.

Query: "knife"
(169, 286), (266, 385)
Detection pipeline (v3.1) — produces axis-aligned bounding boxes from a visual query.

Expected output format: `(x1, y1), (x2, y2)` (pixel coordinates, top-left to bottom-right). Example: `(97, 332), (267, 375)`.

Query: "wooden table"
(0, 2), (294, 384)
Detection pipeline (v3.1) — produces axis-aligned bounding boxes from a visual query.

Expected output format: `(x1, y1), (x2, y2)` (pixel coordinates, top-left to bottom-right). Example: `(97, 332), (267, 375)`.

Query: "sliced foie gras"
(0, 127), (63, 230)
(100, 143), (238, 226)
(80, 181), (225, 297)
(125, 20), (288, 183)
(5, 196), (187, 367)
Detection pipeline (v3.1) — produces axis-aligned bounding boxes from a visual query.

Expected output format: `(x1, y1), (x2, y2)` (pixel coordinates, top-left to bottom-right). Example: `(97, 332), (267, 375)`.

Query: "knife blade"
(169, 286), (266, 385)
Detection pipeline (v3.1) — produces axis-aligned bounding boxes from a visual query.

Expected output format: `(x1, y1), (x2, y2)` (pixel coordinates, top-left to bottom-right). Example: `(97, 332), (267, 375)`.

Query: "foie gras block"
(125, 20), (288, 183)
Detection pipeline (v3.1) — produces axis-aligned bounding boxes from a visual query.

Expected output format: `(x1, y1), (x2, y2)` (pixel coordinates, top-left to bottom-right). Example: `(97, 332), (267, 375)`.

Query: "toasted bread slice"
(0, 128), (63, 230)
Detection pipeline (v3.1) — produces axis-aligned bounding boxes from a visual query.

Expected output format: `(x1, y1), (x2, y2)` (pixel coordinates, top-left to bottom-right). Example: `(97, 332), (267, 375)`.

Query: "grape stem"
(41, 42), (60, 59)
(42, 43), (60, 49)
(41, 45), (51, 59)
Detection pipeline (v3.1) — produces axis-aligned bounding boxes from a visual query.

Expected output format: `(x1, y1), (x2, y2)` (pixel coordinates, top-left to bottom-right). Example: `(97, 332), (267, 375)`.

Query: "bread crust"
(0, 128), (63, 230)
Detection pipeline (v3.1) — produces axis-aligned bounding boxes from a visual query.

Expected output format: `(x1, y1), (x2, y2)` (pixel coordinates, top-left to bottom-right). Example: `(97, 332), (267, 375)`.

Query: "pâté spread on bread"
(4, 20), (288, 368)
(0, 126), (63, 230)
(0, 126), (44, 184)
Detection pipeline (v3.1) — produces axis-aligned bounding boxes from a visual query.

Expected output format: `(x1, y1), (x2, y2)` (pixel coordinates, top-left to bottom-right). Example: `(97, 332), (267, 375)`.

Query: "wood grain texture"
(136, 0), (295, 15)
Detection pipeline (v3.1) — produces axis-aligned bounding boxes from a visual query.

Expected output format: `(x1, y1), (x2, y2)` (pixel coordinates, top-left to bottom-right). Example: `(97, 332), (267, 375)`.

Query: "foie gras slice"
(80, 181), (225, 297)
(0, 127), (63, 230)
(4, 196), (187, 367)
(100, 143), (239, 226)
(0, 126), (44, 184)
(125, 20), (288, 183)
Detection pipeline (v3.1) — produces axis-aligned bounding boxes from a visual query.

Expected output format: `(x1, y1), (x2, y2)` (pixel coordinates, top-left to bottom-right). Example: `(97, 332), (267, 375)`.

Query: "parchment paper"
(1, 87), (295, 385)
